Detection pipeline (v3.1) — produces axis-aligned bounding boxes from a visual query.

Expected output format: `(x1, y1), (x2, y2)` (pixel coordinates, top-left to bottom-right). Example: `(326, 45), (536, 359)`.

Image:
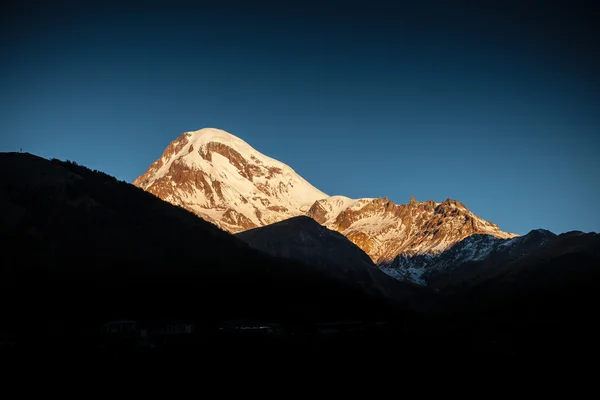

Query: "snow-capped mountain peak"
(133, 128), (328, 232)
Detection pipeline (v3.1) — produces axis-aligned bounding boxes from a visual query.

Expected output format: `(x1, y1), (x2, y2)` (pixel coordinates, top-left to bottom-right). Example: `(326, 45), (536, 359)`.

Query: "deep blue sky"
(2, 0), (599, 234)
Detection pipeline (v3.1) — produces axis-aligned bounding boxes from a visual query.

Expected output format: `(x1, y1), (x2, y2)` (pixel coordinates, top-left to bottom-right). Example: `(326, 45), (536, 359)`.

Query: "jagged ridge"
(307, 195), (518, 264)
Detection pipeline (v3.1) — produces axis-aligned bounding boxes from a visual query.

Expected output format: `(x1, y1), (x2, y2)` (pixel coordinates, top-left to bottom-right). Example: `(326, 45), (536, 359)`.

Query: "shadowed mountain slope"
(237, 216), (430, 310)
(0, 153), (406, 339)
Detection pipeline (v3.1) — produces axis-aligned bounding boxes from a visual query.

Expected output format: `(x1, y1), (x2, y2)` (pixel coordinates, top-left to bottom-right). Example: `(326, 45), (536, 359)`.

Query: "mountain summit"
(133, 128), (327, 232)
(134, 128), (518, 263)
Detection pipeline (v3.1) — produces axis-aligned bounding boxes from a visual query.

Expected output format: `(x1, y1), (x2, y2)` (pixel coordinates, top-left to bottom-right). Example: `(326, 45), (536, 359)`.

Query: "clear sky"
(2, 0), (599, 234)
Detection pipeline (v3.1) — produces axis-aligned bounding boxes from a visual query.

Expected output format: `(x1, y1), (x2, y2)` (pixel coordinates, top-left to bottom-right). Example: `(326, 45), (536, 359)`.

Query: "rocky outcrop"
(307, 196), (518, 264)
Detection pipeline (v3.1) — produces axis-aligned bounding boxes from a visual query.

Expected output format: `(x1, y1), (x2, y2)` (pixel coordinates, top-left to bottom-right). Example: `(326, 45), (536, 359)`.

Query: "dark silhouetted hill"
(0, 152), (405, 346)
(237, 216), (432, 310)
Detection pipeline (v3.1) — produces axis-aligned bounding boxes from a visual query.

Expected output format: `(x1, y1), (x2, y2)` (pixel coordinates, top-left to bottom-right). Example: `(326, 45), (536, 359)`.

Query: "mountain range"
(133, 128), (518, 269)
(2, 149), (599, 357)
(382, 228), (598, 290)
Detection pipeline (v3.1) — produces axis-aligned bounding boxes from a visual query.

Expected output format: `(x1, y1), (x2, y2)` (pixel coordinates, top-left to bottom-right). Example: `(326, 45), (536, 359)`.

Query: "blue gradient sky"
(2, 0), (599, 234)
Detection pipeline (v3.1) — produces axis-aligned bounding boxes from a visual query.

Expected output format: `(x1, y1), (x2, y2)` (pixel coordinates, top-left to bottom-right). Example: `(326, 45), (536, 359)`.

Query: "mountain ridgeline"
(133, 128), (518, 266)
(382, 229), (599, 290)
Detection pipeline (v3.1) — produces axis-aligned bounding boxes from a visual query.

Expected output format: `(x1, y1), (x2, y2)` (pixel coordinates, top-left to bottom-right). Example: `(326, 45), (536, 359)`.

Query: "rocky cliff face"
(307, 196), (518, 264)
(134, 128), (517, 264)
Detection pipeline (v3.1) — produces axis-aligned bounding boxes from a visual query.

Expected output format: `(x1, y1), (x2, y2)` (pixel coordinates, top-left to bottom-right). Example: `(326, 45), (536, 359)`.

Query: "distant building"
(140, 322), (194, 338)
(99, 319), (197, 349)
(218, 319), (281, 336)
(315, 321), (368, 335)
(0, 329), (16, 349)
(101, 320), (138, 336)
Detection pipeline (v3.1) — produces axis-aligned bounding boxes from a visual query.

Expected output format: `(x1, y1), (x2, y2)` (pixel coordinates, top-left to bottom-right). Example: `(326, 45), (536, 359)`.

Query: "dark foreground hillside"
(0, 153), (409, 356)
(1, 152), (599, 362)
